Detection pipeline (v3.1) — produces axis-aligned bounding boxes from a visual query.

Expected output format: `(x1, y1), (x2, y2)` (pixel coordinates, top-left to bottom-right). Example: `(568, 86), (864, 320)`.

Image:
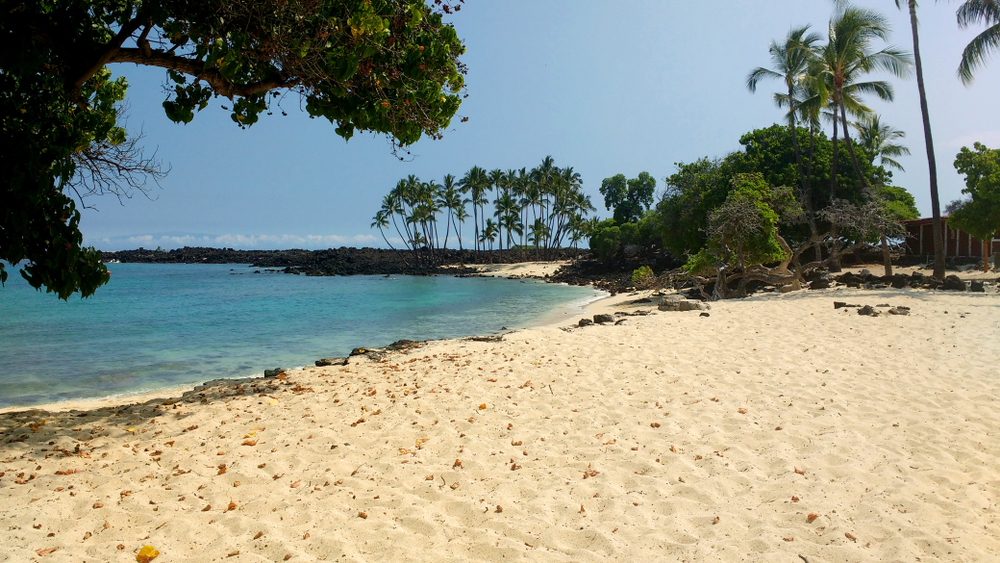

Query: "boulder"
(264, 368), (286, 378)
(941, 275), (967, 291)
(887, 307), (910, 316)
(315, 357), (348, 367)
(971, 280), (986, 293)
(578, 318), (594, 327)
(890, 274), (909, 289)
(809, 279), (831, 290)
(857, 305), (876, 316)
(593, 314), (616, 324)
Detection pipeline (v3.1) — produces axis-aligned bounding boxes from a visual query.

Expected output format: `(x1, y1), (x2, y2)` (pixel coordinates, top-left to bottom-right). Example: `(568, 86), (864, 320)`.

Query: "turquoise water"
(0, 264), (598, 408)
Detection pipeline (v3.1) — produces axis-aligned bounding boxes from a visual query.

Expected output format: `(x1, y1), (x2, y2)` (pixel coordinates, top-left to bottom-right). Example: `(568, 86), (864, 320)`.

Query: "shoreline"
(0, 264), (610, 415)
(1, 279), (997, 561)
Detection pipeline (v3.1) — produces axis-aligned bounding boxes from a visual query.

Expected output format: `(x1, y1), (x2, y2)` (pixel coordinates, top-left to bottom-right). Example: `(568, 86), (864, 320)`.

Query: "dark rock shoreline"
(101, 247), (590, 277)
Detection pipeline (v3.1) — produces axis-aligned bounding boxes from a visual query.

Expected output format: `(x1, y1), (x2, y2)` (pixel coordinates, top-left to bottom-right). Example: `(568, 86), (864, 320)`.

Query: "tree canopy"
(951, 142), (1000, 244)
(599, 172), (656, 224)
(1, 0), (467, 298)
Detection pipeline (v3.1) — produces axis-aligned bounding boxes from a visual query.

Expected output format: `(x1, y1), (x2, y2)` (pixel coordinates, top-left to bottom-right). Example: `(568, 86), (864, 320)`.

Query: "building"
(902, 216), (1000, 259)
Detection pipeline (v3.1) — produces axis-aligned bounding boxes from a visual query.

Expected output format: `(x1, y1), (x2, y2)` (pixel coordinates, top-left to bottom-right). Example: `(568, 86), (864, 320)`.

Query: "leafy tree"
(599, 172), (656, 223)
(953, 142), (1000, 270)
(957, 0), (1000, 84)
(589, 220), (621, 263)
(1, 0), (466, 298)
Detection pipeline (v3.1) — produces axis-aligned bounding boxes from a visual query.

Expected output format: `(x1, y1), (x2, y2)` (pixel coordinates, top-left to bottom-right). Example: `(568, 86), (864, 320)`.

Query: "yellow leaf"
(244, 432), (257, 439)
(136, 545), (160, 562)
(479, 404), (487, 410)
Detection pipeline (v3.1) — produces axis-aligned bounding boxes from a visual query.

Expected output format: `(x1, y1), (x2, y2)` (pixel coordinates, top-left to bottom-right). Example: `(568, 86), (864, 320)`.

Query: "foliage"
(684, 174), (801, 275)
(951, 142), (1000, 242)
(589, 220), (621, 263)
(956, 0), (1000, 85)
(1, 0), (467, 298)
(631, 265), (654, 284)
(854, 114), (910, 171)
(599, 172), (656, 224)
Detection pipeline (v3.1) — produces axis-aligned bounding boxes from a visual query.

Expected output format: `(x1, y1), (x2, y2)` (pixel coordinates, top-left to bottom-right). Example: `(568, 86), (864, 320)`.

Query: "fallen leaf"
(783, 537), (794, 542)
(712, 516), (720, 524)
(136, 545), (160, 562)
(453, 459), (462, 469)
(791, 496), (800, 502)
(241, 440), (258, 446)
(225, 501), (237, 513)
(495, 505), (503, 513)
(290, 480), (302, 488)
(425, 475), (434, 481)
(201, 504), (211, 512)
(845, 532), (857, 542)
(738, 408), (747, 414)
(794, 467), (805, 475)
(93, 502), (104, 509)
(35, 547), (57, 557)
(227, 551), (240, 557)
(302, 532), (310, 539)
(358, 511), (368, 519)
(650, 422), (661, 428)
(807, 513), (819, 522)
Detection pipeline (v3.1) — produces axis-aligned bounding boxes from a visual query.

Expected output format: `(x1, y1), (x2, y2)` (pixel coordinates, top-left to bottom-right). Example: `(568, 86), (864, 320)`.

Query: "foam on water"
(0, 263), (598, 408)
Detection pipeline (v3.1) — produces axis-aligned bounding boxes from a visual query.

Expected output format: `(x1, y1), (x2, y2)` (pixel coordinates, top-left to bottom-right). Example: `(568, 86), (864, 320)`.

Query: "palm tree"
(459, 166), (489, 251)
(895, 0), (946, 279)
(957, 0), (1000, 84)
(815, 5), (911, 196)
(480, 219), (498, 255)
(747, 25), (822, 214)
(438, 174), (463, 250)
(854, 114), (910, 170)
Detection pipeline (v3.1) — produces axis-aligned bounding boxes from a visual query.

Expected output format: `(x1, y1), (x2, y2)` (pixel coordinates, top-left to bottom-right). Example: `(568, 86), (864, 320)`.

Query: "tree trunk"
(881, 234), (893, 277)
(985, 239), (990, 273)
(908, 0), (946, 280)
(839, 101), (869, 188)
(828, 109), (842, 272)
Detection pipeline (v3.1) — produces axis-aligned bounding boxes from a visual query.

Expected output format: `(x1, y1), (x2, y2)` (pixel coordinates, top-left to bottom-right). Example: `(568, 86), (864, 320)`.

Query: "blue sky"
(83, 1), (1000, 250)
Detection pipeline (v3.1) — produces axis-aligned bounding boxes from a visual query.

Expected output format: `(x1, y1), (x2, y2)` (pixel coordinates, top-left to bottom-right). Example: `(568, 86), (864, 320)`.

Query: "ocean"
(0, 263), (600, 408)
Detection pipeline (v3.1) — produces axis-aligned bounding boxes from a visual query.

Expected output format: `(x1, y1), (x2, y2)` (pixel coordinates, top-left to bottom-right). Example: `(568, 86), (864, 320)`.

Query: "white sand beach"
(1, 280), (998, 562)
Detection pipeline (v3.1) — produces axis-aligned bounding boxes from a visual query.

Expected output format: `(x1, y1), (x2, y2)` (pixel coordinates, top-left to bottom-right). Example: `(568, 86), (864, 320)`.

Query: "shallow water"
(0, 264), (598, 407)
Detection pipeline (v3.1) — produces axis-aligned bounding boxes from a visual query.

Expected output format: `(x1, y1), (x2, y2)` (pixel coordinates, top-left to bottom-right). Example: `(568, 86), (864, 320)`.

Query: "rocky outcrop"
(101, 247), (589, 277)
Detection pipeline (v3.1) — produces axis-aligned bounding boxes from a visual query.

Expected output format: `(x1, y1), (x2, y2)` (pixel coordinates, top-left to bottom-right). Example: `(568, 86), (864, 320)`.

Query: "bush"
(632, 265), (654, 284)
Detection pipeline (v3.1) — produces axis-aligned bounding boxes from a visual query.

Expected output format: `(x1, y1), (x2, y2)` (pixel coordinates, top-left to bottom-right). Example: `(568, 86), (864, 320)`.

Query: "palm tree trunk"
(838, 101), (868, 188)
(907, 0), (946, 280)
(806, 123), (822, 262)
(829, 110), (842, 272)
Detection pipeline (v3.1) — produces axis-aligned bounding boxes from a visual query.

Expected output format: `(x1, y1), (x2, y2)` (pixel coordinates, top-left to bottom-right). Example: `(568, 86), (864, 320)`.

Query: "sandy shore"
(1, 277), (998, 562)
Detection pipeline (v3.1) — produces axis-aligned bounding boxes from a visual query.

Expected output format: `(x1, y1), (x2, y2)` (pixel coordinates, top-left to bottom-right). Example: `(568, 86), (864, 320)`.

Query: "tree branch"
(108, 48), (300, 99)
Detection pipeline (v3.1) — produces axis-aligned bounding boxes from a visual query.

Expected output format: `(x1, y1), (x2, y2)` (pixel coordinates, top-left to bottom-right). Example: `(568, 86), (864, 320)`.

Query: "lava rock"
(264, 368), (286, 378)
(890, 274), (909, 289)
(888, 307), (911, 316)
(593, 314), (616, 324)
(578, 318), (594, 327)
(809, 279), (832, 290)
(971, 280), (985, 292)
(316, 357), (348, 367)
(941, 275), (967, 291)
(699, 312), (710, 317)
(858, 305), (876, 316)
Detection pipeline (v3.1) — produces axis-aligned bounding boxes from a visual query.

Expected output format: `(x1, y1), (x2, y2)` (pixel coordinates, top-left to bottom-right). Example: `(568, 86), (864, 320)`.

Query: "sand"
(1, 278), (998, 562)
